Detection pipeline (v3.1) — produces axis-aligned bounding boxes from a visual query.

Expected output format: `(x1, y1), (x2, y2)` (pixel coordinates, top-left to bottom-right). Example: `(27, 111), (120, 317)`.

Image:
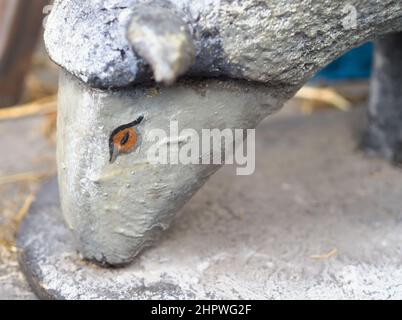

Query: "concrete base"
(17, 108), (402, 299)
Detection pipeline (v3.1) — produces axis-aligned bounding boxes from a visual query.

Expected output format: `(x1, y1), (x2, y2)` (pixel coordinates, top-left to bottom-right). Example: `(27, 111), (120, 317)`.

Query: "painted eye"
(114, 128), (137, 152)
(109, 116), (144, 163)
(120, 131), (130, 146)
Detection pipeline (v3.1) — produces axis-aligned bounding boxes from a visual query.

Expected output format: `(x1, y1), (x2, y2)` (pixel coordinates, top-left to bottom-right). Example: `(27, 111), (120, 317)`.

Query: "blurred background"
(0, 0), (375, 298)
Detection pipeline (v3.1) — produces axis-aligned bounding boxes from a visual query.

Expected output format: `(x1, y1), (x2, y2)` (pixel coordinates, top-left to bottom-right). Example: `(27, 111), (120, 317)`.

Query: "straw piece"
(0, 171), (52, 185)
(295, 87), (351, 111)
(310, 247), (337, 260)
(0, 95), (57, 120)
(13, 193), (35, 224)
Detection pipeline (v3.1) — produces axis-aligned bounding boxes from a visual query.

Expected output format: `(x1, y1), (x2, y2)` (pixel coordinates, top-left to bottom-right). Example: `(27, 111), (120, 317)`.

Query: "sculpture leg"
(361, 32), (402, 164)
(57, 71), (290, 266)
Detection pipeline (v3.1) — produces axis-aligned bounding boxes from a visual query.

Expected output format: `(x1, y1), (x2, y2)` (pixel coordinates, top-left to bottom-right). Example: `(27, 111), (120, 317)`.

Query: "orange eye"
(113, 128), (138, 153)
(109, 116), (144, 163)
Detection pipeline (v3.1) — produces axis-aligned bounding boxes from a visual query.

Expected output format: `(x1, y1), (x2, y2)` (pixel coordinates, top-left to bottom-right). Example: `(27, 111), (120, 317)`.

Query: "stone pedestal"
(17, 108), (402, 299)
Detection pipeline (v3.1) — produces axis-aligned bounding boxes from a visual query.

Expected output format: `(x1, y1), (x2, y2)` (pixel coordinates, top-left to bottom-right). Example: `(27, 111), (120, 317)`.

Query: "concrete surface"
(0, 116), (56, 300)
(16, 106), (402, 299)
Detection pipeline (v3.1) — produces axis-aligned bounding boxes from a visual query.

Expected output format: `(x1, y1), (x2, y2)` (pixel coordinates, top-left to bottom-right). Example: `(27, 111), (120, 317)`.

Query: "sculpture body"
(44, 0), (402, 265)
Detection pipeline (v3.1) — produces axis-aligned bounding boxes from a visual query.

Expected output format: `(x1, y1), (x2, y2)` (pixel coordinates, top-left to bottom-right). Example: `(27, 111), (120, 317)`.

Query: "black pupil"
(120, 132), (130, 145)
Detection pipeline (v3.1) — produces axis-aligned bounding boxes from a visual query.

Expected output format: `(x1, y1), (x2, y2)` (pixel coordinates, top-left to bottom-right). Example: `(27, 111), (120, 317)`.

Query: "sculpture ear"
(127, 4), (195, 85)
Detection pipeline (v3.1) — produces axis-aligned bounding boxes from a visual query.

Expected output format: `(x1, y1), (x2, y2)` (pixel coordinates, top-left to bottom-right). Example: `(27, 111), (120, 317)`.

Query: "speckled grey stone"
(44, 0), (402, 88)
(17, 107), (402, 299)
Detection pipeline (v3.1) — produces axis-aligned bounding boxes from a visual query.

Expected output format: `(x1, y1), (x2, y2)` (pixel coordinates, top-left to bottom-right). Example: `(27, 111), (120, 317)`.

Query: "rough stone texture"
(0, 250), (34, 300)
(18, 107), (402, 299)
(361, 32), (402, 164)
(44, 0), (402, 89)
